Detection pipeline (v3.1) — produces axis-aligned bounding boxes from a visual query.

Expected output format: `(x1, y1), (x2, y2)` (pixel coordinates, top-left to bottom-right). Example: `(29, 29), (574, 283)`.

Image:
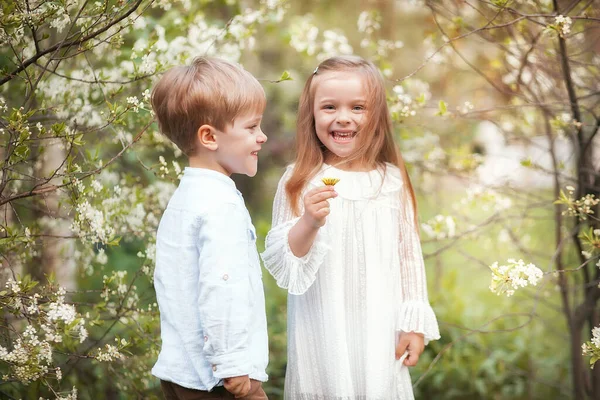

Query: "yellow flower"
(321, 177), (340, 186)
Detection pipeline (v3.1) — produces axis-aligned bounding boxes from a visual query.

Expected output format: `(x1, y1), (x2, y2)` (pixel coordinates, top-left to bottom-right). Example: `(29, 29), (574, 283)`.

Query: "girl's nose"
(336, 110), (351, 124)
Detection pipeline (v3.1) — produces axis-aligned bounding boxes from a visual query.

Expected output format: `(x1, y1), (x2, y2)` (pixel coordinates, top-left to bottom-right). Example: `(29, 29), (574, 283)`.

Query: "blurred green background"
(2, 0), (590, 398)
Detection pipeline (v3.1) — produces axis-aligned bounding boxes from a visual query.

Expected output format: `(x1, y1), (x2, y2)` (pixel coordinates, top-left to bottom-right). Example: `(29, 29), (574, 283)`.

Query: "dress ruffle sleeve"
(396, 178), (441, 344)
(261, 166), (330, 295)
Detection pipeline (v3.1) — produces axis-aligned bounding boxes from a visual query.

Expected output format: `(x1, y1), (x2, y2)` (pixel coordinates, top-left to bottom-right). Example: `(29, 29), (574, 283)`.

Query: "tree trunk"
(30, 138), (76, 290)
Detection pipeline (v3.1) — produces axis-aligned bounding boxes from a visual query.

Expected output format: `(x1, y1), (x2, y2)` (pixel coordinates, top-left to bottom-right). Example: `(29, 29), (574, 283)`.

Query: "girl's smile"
(330, 129), (357, 143)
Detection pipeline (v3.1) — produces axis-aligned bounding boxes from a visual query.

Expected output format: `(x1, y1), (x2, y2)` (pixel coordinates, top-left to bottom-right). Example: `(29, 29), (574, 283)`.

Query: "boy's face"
(215, 112), (267, 177)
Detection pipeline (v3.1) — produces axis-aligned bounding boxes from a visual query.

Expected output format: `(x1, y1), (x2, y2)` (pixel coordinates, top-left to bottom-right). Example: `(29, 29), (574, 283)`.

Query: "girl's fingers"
(306, 187), (337, 203)
(403, 352), (419, 366)
(306, 186), (334, 196)
(307, 192), (337, 205)
(306, 206), (330, 219)
(313, 199), (333, 209)
(318, 207), (330, 217)
(308, 203), (331, 217)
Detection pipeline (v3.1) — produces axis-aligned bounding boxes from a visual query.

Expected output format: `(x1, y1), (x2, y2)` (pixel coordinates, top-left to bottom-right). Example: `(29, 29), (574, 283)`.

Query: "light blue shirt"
(152, 167), (268, 390)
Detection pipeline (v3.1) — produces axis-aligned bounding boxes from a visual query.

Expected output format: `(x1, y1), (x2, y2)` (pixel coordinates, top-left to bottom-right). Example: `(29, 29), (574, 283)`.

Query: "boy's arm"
(197, 202), (254, 380)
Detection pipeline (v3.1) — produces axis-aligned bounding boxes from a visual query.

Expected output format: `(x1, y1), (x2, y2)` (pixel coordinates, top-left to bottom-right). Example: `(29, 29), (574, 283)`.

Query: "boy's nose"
(257, 129), (267, 143)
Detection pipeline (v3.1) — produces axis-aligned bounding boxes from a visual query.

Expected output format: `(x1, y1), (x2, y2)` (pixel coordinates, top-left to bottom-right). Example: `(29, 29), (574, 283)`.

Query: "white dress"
(261, 163), (440, 400)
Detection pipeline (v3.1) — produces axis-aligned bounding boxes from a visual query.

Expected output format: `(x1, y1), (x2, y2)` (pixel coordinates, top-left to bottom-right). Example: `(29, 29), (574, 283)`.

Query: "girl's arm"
(261, 167), (335, 295)
(288, 186), (337, 257)
(396, 185), (441, 344)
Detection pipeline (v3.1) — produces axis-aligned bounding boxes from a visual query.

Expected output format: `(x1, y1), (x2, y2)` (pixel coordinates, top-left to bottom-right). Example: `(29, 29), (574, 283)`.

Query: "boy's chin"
(233, 167), (257, 177)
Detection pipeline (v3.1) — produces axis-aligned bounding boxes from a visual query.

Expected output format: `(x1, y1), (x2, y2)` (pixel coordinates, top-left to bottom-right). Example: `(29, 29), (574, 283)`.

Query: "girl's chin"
(324, 152), (355, 163)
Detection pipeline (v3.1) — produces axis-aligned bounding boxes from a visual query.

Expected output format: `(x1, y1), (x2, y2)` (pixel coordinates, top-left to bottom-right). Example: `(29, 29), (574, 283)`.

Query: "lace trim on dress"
(261, 217), (330, 295)
(396, 300), (441, 344)
(312, 163), (404, 201)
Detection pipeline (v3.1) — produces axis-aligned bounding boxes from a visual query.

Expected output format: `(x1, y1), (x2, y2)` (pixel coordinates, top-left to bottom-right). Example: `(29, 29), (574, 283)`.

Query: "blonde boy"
(151, 57), (268, 400)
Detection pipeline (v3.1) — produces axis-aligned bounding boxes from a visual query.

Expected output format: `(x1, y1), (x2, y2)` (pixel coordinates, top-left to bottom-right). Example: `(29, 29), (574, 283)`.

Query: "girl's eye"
(353, 105), (365, 111)
(323, 105), (335, 110)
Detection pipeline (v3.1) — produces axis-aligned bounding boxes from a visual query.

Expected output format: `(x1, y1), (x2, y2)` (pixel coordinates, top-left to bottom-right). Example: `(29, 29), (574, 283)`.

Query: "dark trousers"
(160, 380), (268, 400)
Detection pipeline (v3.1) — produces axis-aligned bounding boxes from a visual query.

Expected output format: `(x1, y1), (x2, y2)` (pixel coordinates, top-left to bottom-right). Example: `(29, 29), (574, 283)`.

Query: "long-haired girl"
(262, 55), (440, 400)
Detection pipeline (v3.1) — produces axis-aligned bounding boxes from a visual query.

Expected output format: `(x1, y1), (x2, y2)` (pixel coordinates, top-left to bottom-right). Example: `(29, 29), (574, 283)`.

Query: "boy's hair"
(151, 57), (266, 156)
(286, 55), (418, 225)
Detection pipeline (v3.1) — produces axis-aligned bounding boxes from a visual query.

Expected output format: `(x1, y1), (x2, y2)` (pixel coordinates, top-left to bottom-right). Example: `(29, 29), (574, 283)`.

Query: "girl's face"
(313, 71), (367, 166)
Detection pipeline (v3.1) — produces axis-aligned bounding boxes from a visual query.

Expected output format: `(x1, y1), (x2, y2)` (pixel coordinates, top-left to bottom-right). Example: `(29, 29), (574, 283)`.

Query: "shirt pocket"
(247, 223), (262, 277)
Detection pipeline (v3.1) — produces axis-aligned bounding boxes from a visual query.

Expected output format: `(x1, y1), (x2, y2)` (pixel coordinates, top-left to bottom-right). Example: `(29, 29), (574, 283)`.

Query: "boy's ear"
(197, 124), (218, 151)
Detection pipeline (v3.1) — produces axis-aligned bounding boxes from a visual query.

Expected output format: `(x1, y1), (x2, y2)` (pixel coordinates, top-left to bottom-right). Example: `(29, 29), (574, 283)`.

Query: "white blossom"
(126, 96), (142, 113)
(95, 248), (108, 265)
(489, 259), (543, 296)
(319, 30), (353, 61)
(48, 6), (71, 33)
(95, 344), (125, 362)
(422, 215), (457, 240)
(554, 15), (572, 37)
(459, 186), (512, 213)
(6, 278), (21, 294)
(289, 15), (319, 55)
(357, 11), (381, 34)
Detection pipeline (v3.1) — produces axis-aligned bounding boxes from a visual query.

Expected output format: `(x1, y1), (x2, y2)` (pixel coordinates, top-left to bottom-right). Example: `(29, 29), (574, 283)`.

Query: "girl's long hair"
(286, 55), (418, 224)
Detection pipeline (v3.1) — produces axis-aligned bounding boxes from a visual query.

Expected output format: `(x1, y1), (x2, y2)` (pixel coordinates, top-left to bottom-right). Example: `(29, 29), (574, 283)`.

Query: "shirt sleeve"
(396, 185), (441, 344)
(197, 202), (253, 379)
(260, 167), (330, 295)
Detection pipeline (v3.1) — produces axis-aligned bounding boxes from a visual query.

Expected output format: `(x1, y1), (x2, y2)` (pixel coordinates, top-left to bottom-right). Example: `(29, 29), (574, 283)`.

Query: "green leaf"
(107, 236), (122, 246)
(14, 144), (30, 159)
(72, 133), (85, 146)
(279, 70), (292, 82)
(520, 158), (532, 167)
(437, 100), (448, 116)
(51, 122), (66, 135)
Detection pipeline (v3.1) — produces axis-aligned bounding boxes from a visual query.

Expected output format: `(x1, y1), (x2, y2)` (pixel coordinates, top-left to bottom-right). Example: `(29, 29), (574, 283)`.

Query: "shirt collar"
(183, 167), (237, 190)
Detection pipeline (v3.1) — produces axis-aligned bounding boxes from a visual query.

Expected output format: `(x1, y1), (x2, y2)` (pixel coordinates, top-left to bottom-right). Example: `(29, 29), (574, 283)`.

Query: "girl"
(261, 56), (440, 400)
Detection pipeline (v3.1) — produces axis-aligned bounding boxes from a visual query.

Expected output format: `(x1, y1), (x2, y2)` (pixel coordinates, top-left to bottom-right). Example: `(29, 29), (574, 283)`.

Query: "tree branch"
(0, 0), (144, 87)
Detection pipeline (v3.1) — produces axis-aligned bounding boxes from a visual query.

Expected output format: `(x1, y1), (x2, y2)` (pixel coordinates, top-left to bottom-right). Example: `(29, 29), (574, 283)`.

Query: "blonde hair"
(286, 55), (418, 223)
(151, 57), (266, 156)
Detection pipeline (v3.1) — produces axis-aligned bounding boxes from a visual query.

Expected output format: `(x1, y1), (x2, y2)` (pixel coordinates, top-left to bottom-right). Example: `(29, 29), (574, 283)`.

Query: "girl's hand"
(395, 331), (425, 367)
(300, 186), (338, 228)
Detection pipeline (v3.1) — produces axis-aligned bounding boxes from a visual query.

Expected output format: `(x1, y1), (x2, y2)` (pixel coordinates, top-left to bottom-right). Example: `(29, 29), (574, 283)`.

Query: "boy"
(151, 57), (269, 399)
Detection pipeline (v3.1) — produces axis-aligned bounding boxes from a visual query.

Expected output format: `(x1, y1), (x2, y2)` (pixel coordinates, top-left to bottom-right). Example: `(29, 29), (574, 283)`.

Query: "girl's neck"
(324, 156), (376, 172)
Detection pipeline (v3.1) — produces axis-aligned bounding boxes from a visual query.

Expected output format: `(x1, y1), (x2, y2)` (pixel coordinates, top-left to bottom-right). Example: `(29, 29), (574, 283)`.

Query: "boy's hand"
(223, 375), (251, 398)
(395, 331), (425, 367)
(301, 186), (338, 228)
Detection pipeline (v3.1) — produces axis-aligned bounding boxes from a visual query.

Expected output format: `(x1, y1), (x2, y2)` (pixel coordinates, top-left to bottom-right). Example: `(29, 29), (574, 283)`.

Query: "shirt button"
(204, 336), (208, 342)
(223, 274), (229, 281)
(212, 365), (217, 372)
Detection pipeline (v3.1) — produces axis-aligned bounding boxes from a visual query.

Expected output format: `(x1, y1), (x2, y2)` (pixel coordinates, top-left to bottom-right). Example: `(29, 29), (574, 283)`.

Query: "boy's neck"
(188, 154), (230, 176)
